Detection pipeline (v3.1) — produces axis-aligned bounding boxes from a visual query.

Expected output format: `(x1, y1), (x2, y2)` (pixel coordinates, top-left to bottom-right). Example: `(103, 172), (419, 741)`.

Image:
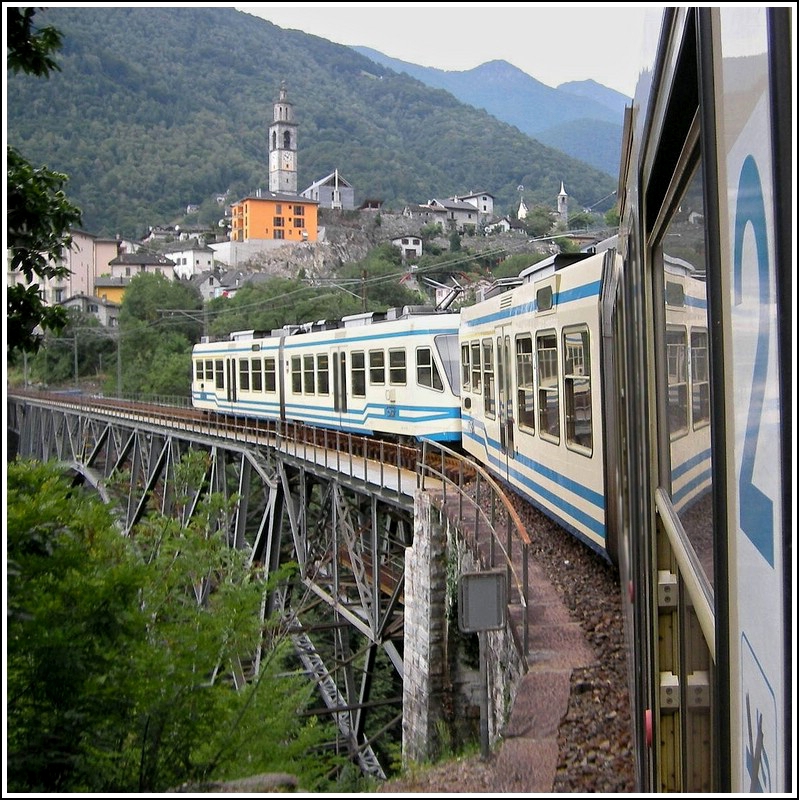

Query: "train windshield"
(434, 334), (460, 397)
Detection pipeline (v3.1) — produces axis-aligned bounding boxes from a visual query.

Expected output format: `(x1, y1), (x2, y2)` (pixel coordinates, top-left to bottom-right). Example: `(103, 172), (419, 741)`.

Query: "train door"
(331, 348), (348, 425)
(226, 356), (237, 404)
(495, 327), (514, 480)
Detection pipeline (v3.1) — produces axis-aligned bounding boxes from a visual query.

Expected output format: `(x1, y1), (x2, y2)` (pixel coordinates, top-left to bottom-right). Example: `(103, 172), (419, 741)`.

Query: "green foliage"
(6, 8), (84, 355)
(6, 6), (616, 238)
(6, 6), (64, 77)
(491, 252), (546, 279)
(6, 457), (341, 792)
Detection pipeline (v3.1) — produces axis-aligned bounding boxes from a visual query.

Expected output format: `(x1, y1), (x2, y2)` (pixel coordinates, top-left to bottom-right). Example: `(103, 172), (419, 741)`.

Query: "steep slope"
(6, 7), (616, 238)
(354, 48), (626, 176)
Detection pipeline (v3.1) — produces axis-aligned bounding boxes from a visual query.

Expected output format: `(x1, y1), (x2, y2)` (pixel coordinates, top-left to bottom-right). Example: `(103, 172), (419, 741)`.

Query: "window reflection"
(660, 166), (714, 589)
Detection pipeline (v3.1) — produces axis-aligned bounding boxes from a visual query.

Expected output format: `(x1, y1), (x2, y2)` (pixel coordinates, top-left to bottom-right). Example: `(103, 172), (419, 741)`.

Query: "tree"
(7, 456), (341, 792)
(7, 7), (83, 355)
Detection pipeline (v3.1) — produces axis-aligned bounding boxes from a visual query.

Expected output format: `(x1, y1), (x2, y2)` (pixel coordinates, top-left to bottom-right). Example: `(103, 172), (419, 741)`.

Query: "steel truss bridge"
(7, 392), (530, 780)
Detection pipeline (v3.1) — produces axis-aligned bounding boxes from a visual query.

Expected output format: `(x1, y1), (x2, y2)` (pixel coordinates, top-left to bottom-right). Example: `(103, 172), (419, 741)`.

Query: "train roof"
(216, 305), (458, 343)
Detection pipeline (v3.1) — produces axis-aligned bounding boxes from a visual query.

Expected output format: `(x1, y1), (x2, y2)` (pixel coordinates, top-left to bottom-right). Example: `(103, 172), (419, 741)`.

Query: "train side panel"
(460, 251), (609, 557)
(191, 313), (462, 442)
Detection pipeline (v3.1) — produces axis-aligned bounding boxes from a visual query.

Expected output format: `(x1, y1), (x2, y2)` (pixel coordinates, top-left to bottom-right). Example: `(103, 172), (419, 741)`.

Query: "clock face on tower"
(282, 151), (295, 170)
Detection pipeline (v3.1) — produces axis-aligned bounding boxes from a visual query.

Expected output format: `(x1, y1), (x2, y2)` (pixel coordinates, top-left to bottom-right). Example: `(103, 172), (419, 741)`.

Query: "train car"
(191, 306), (462, 442)
(610, 7), (792, 793)
(458, 248), (618, 561)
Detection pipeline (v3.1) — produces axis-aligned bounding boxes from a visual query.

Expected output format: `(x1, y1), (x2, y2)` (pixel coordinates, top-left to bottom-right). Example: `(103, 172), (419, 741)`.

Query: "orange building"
(229, 192), (318, 243)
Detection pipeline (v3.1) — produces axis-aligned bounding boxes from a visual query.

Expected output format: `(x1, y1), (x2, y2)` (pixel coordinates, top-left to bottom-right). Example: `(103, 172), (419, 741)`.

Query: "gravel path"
(380, 491), (636, 794)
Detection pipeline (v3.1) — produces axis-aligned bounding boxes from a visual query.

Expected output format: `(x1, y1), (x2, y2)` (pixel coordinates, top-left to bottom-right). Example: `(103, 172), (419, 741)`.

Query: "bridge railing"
(417, 439), (530, 656)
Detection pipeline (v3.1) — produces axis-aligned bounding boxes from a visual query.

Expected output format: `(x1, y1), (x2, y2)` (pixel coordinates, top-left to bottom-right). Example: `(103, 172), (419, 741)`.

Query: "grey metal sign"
(458, 571), (507, 632)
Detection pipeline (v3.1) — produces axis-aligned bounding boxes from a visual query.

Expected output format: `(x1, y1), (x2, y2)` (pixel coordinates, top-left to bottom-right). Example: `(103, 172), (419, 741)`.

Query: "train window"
(666, 326), (689, 439)
(303, 354), (315, 394)
(317, 354), (329, 395)
(251, 358), (262, 392)
(536, 285), (554, 312)
(563, 327), (592, 453)
(264, 358), (276, 393)
(434, 334), (460, 396)
(369, 350), (385, 384)
(536, 332), (559, 443)
(690, 329), (709, 428)
(416, 347), (443, 391)
(657, 160), (714, 590)
(482, 338), (495, 418)
(239, 359), (250, 391)
(389, 349), (406, 385)
(470, 341), (481, 392)
(215, 359), (224, 390)
(205, 359), (213, 381)
(351, 351), (366, 396)
(291, 356), (302, 394)
(515, 335), (535, 432)
(195, 361), (203, 381)
(461, 343), (470, 390)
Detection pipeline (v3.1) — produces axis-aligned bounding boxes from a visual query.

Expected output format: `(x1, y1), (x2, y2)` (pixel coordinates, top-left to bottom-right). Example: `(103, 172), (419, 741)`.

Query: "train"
(192, 6), (792, 792)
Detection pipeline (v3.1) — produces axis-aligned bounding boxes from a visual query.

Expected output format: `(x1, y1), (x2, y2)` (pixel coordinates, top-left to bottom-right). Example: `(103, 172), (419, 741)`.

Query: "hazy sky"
(234, 3), (661, 97)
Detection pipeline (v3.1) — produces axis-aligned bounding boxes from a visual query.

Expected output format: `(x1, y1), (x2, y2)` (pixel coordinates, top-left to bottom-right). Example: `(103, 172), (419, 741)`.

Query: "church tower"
(557, 181), (568, 221)
(269, 82), (298, 194)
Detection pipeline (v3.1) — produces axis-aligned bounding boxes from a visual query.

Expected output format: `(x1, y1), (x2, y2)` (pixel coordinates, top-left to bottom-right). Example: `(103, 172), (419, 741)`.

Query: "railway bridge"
(7, 391), (532, 780)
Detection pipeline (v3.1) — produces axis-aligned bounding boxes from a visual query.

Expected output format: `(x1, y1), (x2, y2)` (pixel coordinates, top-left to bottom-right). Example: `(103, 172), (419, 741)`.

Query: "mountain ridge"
(352, 46), (627, 176)
(6, 7), (617, 238)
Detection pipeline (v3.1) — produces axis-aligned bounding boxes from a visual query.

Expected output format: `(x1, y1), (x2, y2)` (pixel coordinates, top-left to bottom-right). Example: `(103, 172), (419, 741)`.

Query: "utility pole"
(116, 329), (122, 398)
(73, 334), (79, 390)
(361, 269), (367, 311)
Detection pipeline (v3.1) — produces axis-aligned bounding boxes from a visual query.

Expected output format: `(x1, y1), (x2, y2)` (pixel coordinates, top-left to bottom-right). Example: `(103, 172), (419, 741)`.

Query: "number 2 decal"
(733, 155), (774, 566)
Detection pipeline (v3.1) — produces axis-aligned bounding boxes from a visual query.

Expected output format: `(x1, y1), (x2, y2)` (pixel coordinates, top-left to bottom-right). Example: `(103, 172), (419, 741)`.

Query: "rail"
(417, 439), (531, 655)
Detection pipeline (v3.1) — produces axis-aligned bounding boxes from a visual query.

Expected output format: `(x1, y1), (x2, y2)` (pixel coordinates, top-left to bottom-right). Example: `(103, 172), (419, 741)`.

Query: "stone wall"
(403, 489), (527, 764)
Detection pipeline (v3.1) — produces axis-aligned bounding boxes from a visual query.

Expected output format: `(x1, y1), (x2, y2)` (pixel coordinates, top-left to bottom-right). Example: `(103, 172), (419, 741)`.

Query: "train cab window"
(317, 354), (329, 395)
(239, 358), (250, 391)
(205, 360), (213, 383)
(470, 341), (481, 392)
(251, 358), (262, 392)
(351, 351), (366, 396)
(389, 349), (406, 385)
(563, 327), (592, 454)
(515, 335), (535, 432)
(214, 359), (224, 390)
(303, 354), (315, 394)
(434, 334), (460, 396)
(264, 357), (276, 393)
(416, 347), (443, 391)
(461, 344), (470, 390)
(536, 332), (559, 442)
(291, 356), (302, 394)
(482, 338), (495, 418)
(195, 361), (203, 381)
(369, 350), (385, 384)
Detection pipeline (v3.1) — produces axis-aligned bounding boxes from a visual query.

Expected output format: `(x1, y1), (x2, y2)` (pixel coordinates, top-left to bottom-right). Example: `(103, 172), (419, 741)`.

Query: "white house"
(457, 191), (494, 222)
(161, 240), (216, 279)
(391, 235), (423, 260)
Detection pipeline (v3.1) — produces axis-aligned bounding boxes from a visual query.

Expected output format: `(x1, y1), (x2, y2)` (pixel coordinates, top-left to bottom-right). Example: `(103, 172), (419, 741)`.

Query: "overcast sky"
(234, 3), (662, 97)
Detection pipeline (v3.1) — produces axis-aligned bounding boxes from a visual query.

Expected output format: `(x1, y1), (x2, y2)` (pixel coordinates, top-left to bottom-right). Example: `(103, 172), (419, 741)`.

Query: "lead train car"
(191, 307), (462, 442)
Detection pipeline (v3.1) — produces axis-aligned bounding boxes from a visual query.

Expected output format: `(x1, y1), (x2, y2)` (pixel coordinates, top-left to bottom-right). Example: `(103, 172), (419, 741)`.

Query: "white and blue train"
(192, 7), (791, 792)
(191, 306), (462, 443)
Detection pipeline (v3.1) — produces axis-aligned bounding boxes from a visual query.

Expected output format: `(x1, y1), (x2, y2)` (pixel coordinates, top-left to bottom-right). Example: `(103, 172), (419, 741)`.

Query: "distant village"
(9, 83), (580, 331)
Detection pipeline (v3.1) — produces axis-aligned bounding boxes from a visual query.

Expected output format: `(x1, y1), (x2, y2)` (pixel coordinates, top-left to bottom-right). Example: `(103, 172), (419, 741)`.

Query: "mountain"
(6, 7), (616, 239)
(353, 48), (628, 177)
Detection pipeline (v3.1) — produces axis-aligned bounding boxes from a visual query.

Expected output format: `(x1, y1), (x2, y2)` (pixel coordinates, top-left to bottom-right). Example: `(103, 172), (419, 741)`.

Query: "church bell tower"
(269, 82), (298, 194)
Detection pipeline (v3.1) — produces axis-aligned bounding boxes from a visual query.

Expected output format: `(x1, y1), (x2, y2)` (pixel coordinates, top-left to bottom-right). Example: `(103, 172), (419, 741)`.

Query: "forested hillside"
(6, 6), (616, 239)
